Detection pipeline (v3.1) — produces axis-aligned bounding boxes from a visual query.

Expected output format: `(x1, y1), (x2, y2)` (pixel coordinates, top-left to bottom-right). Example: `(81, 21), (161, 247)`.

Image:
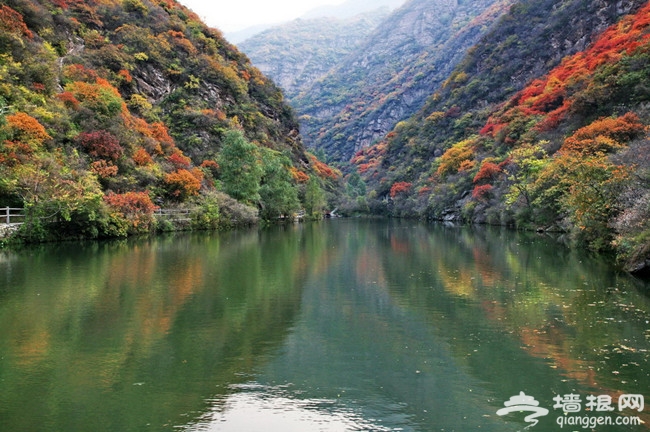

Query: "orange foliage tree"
(132, 147), (153, 166)
(560, 113), (645, 155)
(436, 138), (476, 177)
(66, 78), (125, 117)
(104, 191), (158, 233)
(6, 113), (51, 146)
(165, 169), (202, 200)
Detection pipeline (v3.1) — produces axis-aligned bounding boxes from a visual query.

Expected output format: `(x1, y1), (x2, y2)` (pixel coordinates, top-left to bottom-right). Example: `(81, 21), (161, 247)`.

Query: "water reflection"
(0, 220), (648, 431)
(188, 383), (395, 432)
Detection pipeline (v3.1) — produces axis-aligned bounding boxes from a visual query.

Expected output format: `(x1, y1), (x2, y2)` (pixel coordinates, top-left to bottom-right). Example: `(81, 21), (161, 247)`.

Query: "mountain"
(0, 0), (337, 241)
(352, 0), (650, 272)
(226, 24), (274, 45)
(238, 8), (391, 100)
(293, 0), (517, 162)
(227, 0), (406, 44)
(300, 0), (405, 20)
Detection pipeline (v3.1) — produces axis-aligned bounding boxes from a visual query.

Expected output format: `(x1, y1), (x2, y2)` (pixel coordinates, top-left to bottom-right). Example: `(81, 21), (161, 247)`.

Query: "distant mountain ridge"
(293, 0), (517, 162)
(226, 0), (406, 44)
(239, 8), (391, 100)
(301, 0), (405, 19)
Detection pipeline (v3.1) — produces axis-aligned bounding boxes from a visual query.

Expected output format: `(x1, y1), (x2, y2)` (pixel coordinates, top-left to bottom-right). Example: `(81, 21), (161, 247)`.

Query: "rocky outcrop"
(0, 224), (21, 239)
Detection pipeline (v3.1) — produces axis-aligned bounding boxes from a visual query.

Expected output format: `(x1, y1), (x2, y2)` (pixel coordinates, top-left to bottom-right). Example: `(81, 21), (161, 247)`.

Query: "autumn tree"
(165, 169), (202, 200)
(104, 191), (157, 233)
(77, 130), (124, 161)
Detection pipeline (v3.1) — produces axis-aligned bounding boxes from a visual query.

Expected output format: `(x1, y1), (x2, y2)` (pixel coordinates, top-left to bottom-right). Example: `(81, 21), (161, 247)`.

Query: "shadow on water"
(0, 225), (321, 431)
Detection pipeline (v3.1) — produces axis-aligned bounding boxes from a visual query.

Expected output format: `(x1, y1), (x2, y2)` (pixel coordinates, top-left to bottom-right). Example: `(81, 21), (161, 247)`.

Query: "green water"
(0, 220), (648, 431)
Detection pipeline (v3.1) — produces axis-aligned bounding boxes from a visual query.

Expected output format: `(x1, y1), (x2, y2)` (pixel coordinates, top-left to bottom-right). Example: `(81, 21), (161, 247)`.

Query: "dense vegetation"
(351, 0), (650, 273)
(0, 0), (338, 242)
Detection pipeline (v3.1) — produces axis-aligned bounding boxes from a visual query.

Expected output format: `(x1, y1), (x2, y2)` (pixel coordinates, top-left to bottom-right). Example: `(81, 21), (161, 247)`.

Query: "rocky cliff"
(294, 0), (517, 162)
(239, 9), (390, 100)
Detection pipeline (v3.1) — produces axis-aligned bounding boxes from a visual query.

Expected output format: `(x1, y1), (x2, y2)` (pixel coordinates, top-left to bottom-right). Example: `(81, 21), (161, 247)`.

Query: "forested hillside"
(294, 0), (518, 162)
(238, 8), (390, 100)
(0, 0), (337, 241)
(352, 0), (650, 273)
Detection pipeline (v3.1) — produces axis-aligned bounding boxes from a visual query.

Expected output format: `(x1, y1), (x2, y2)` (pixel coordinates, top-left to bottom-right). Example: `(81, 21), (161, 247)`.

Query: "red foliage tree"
(390, 182), (412, 198)
(104, 191), (158, 214)
(57, 91), (81, 110)
(104, 191), (158, 231)
(472, 184), (493, 201)
(473, 161), (501, 184)
(0, 6), (33, 38)
(77, 130), (123, 161)
(167, 151), (191, 169)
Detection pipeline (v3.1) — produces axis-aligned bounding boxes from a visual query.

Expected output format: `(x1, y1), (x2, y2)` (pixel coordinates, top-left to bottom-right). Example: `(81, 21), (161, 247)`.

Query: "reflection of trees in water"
(369, 221), (650, 425)
(0, 225), (330, 431)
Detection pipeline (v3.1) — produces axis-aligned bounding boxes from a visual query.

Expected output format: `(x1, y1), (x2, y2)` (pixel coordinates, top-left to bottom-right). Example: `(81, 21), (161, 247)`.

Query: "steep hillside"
(0, 0), (337, 241)
(294, 0), (517, 162)
(238, 9), (390, 100)
(353, 0), (650, 272)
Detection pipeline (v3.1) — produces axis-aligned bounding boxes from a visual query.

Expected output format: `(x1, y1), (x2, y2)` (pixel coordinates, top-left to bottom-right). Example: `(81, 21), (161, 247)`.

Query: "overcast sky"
(177, 0), (348, 33)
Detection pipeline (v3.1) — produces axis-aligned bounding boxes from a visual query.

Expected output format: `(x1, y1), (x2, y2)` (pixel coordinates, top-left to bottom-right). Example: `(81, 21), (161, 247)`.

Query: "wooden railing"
(1, 207), (25, 225)
(1, 207), (195, 225)
(153, 208), (192, 222)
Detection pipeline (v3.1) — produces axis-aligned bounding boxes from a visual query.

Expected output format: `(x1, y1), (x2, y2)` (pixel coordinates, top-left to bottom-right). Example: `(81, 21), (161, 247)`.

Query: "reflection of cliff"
(373, 222), (650, 423)
(258, 220), (513, 431)
(0, 225), (327, 431)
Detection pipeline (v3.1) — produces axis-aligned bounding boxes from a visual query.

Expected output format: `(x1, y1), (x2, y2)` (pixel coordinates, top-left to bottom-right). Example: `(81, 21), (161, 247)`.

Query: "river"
(0, 219), (648, 431)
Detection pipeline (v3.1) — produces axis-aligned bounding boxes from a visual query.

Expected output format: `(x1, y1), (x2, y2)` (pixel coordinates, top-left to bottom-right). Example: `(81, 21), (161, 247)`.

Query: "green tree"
(217, 130), (263, 205)
(304, 176), (326, 218)
(504, 143), (548, 209)
(259, 148), (300, 219)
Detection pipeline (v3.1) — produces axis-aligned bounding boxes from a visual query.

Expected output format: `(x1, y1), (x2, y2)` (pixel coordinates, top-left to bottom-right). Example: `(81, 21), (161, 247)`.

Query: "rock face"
(239, 9), (391, 100)
(293, 0), (517, 162)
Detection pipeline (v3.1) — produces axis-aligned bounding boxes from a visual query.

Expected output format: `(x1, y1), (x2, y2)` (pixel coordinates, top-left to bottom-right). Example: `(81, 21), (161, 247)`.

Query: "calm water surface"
(0, 220), (648, 431)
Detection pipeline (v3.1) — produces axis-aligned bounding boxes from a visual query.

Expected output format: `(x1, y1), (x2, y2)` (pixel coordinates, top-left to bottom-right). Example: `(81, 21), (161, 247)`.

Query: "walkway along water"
(0, 207), (200, 239)
(0, 207), (24, 239)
